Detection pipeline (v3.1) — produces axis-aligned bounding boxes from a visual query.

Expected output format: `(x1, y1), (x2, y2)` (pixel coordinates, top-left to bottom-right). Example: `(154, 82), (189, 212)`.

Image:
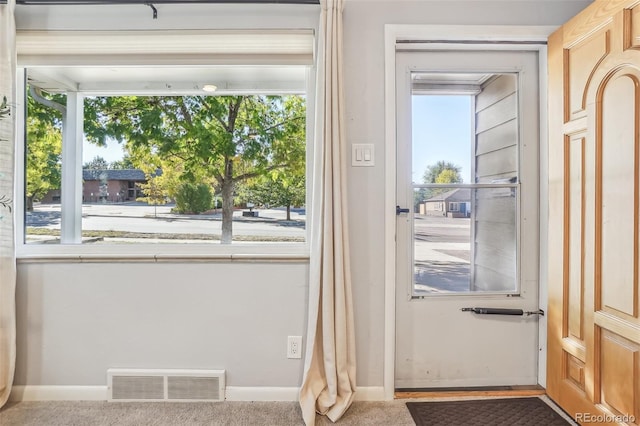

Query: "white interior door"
(395, 49), (541, 389)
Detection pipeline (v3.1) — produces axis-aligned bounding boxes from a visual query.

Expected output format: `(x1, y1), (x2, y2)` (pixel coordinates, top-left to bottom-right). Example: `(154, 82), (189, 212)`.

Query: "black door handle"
(462, 307), (545, 316)
(396, 206), (410, 215)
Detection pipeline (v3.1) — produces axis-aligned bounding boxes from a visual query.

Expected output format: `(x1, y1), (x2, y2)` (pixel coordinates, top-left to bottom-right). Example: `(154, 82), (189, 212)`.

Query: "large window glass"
(24, 66), (309, 246)
(25, 88), (65, 243)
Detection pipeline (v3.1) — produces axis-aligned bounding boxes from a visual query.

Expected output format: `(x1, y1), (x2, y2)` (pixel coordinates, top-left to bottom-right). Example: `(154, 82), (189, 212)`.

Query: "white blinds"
(17, 29), (315, 66)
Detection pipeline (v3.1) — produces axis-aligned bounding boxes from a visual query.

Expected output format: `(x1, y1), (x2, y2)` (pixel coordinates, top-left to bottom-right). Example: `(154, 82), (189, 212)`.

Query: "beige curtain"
(0, 0), (16, 410)
(299, 0), (355, 425)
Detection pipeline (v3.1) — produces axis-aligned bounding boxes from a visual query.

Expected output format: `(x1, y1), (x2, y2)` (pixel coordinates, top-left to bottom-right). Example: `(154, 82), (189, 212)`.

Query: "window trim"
(15, 30), (315, 259)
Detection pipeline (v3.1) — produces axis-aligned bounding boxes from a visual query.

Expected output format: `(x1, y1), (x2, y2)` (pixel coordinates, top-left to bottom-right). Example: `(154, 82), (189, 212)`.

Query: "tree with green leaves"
(26, 89), (64, 211)
(109, 155), (135, 170)
(137, 177), (165, 218)
(435, 168), (462, 184)
(175, 182), (213, 215)
(127, 143), (182, 218)
(423, 160), (462, 184)
(128, 142), (185, 202)
(83, 95), (306, 244)
(83, 155), (109, 170)
(245, 171), (305, 221)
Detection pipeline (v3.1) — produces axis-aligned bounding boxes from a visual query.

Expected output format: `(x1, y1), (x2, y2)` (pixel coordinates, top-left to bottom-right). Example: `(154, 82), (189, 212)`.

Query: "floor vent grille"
(108, 369), (225, 402)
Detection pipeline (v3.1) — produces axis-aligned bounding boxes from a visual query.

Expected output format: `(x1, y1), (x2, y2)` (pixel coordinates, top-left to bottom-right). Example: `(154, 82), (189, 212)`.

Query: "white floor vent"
(107, 369), (225, 402)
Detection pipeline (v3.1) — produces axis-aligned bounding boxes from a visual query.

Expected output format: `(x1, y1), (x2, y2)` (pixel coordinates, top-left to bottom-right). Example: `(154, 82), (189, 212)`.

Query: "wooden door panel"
(599, 69), (639, 320)
(566, 352), (587, 391)
(566, 29), (611, 121)
(549, 1), (640, 425)
(625, 5), (640, 50)
(566, 134), (586, 343)
(600, 331), (639, 420)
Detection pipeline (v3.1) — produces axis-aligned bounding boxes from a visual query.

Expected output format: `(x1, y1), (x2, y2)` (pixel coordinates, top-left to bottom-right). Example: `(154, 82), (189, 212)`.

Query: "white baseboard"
(10, 386), (108, 401)
(10, 385), (385, 402)
(225, 386), (385, 401)
(354, 386), (385, 401)
(225, 386), (299, 401)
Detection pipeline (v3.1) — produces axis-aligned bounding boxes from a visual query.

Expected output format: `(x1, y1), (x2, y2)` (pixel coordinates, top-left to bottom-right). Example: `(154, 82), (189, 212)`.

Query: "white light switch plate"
(352, 144), (375, 167)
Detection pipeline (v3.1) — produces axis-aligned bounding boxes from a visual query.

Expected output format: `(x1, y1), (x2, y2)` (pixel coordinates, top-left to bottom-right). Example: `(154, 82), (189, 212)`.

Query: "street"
(413, 215), (471, 293)
(26, 202), (306, 243)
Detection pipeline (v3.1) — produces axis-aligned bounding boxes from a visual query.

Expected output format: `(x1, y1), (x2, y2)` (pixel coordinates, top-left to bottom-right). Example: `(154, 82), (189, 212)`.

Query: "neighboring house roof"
(83, 169), (146, 181)
(423, 188), (470, 203)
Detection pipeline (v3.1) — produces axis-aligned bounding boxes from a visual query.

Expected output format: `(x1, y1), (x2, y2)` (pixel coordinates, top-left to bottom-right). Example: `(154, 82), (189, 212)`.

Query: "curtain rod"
(12, 0), (319, 4)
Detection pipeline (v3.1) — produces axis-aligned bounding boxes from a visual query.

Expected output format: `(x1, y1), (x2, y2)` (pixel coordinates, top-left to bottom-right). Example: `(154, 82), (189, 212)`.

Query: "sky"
(412, 95), (472, 183)
(83, 138), (125, 165)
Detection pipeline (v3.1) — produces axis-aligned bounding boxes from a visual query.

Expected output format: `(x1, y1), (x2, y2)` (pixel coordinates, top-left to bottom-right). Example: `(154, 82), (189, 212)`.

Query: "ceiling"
(27, 65), (308, 96)
(411, 72), (497, 95)
(28, 68), (501, 97)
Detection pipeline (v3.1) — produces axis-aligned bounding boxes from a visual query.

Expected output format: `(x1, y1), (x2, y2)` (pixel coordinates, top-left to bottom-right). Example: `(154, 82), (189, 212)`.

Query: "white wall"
(16, 262), (308, 387)
(14, 0), (592, 393)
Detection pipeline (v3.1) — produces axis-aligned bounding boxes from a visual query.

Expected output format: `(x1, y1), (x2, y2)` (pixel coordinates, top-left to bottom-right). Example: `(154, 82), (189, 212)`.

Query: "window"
(17, 30), (315, 255)
(411, 73), (528, 294)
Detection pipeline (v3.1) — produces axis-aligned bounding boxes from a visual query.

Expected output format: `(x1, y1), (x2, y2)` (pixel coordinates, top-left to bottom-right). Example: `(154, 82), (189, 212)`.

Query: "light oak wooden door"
(548, 1), (640, 424)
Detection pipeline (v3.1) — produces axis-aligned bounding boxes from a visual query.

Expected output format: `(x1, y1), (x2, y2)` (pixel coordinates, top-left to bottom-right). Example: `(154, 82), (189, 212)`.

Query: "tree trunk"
(26, 196), (34, 212)
(286, 204), (291, 221)
(220, 171), (234, 244)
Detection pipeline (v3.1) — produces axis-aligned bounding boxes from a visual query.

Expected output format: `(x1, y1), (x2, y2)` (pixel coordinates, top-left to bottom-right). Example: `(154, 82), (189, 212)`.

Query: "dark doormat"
(406, 397), (571, 426)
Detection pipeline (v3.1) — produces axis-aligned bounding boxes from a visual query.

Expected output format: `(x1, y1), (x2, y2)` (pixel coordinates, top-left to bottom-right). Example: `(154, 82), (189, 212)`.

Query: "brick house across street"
(41, 169), (148, 204)
(82, 169), (146, 203)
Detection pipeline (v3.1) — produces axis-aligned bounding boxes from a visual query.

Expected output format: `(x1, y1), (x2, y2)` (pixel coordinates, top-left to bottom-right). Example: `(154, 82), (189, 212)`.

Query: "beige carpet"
(0, 401), (416, 426)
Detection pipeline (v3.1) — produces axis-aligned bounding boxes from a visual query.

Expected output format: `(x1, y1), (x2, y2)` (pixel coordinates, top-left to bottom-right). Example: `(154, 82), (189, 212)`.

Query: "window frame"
(15, 31), (316, 259)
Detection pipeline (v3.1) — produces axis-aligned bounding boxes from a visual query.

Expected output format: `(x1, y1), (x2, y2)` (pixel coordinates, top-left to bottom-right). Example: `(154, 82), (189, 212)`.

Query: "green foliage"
(26, 120), (62, 204)
(83, 155), (109, 170)
(137, 174), (168, 207)
(423, 160), (462, 184)
(435, 168), (462, 184)
(243, 171), (305, 220)
(84, 95), (306, 181)
(26, 90), (64, 207)
(26, 92), (305, 241)
(109, 155), (135, 170)
(82, 94), (306, 243)
(127, 143), (186, 202)
(174, 182), (213, 214)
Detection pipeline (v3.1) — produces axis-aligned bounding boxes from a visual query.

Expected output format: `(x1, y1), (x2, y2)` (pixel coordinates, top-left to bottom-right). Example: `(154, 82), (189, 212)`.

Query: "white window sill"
(16, 243), (310, 263)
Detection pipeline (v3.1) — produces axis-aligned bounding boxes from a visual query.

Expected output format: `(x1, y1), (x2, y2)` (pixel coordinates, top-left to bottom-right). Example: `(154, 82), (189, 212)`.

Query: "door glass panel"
(413, 186), (517, 295)
(411, 73), (519, 296)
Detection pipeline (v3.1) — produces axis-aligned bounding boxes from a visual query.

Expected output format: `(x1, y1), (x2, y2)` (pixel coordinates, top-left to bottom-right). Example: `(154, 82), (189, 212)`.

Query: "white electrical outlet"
(287, 336), (302, 359)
